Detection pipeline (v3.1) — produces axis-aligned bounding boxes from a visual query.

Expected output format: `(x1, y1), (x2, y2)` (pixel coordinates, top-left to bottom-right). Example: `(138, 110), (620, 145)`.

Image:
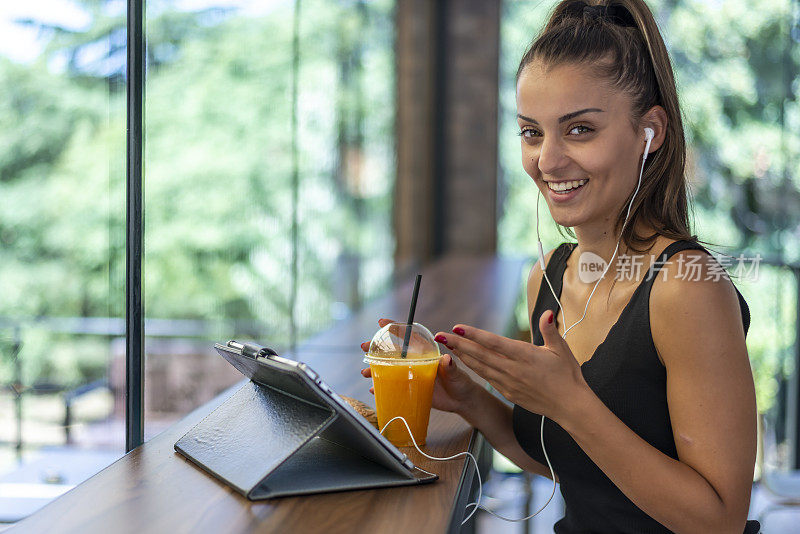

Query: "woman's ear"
(641, 105), (668, 154)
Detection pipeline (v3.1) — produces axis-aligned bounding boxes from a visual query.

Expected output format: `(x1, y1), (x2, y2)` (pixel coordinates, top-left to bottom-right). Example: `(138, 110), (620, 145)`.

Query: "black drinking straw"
(400, 274), (422, 359)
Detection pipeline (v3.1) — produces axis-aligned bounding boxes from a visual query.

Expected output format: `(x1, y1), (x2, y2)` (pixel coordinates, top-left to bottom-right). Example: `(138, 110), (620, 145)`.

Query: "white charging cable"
(380, 415), (558, 526)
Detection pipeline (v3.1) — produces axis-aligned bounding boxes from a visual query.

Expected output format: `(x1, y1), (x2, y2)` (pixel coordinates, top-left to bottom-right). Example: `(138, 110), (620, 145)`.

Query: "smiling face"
(516, 59), (644, 230)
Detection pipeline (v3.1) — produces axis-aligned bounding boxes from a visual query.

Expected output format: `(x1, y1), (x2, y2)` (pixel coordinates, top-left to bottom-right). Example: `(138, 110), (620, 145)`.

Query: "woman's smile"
(545, 178), (590, 203)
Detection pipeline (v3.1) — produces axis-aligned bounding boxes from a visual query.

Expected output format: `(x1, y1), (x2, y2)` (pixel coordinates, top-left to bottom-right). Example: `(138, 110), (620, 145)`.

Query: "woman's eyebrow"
(516, 108), (605, 124)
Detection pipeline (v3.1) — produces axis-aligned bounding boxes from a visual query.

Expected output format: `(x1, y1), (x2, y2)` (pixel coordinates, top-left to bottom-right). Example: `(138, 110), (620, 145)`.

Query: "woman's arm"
(557, 250), (757, 533)
(457, 384), (557, 481)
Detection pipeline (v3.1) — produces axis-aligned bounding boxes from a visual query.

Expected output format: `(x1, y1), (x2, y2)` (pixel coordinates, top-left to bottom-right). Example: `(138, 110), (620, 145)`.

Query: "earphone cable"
(380, 415), (558, 525)
(536, 191), (568, 338)
(530, 132), (652, 518)
(562, 150), (646, 338)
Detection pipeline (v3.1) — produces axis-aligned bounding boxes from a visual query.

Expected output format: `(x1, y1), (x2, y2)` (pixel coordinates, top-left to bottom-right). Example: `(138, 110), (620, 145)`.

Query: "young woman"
(363, 1), (760, 532)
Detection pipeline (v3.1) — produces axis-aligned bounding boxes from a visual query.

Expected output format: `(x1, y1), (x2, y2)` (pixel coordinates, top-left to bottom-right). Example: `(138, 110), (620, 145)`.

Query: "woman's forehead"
(516, 61), (623, 119)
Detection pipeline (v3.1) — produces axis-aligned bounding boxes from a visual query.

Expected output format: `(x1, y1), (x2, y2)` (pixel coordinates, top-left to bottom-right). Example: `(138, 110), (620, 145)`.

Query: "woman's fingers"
(450, 324), (526, 360)
(449, 348), (504, 387)
(362, 318), (392, 398)
(434, 333), (508, 373)
(362, 367), (373, 393)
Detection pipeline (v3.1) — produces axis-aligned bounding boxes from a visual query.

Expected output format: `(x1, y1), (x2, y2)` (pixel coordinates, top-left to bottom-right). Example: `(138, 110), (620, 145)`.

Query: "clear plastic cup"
(363, 322), (441, 447)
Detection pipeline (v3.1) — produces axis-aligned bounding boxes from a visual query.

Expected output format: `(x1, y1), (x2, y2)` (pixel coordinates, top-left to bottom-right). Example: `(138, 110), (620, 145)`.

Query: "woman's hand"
(434, 309), (590, 423)
(359, 318), (482, 416)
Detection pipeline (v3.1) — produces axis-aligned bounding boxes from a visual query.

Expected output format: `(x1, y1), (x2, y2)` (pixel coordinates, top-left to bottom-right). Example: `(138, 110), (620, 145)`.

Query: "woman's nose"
(537, 136), (569, 176)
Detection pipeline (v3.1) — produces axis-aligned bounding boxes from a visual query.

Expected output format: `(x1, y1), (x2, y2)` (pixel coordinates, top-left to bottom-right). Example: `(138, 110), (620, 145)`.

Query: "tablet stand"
(175, 380), (436, 500)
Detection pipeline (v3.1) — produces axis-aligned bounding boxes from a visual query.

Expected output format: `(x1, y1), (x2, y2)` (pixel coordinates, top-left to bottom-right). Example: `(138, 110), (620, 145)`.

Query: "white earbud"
(643, 127), (654, 161)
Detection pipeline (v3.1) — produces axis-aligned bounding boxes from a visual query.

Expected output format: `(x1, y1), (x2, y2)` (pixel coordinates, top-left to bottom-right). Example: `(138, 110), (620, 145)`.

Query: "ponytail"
(517, 1), (705, 254)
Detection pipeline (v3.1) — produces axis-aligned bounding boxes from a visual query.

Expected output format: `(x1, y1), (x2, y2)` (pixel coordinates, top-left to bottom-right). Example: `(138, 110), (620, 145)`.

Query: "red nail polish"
(434, 334), (447, 344)
(453, 327), (465, 336)
(448, 357), (454, 367)
(548, 312), (554, 324)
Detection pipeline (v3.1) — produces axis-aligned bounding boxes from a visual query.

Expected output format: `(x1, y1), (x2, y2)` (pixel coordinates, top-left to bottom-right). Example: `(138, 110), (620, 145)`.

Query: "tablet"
(174, 340), (437, 499)
(215, 340), (416, 471)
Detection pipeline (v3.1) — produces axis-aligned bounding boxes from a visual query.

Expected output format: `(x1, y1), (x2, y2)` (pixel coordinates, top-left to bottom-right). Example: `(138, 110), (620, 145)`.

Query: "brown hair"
(517, 0), (719, 259)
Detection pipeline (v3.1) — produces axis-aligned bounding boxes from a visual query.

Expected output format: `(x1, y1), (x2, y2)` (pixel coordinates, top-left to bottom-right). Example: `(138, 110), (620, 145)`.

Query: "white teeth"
(548, 179), (588, 192)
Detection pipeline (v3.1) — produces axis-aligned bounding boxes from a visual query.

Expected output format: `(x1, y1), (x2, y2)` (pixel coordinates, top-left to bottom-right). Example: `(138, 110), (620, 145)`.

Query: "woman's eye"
(518, 125), (593, 140)
(569, 125), (593, 135)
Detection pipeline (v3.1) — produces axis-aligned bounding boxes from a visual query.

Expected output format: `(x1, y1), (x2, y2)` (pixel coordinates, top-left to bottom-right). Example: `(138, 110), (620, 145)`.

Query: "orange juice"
(365, 351), (441, 447)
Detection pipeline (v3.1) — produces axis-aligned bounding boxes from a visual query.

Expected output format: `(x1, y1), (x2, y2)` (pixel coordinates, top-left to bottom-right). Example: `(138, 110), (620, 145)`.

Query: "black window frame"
(125, 0), (144, 452)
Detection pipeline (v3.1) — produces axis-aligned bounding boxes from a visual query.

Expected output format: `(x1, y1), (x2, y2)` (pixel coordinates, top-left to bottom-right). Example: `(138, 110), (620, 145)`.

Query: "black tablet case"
(174, 345), (437, 500)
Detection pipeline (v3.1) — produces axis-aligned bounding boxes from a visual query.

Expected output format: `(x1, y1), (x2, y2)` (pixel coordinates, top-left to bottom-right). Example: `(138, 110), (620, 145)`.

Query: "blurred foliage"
(2, 0), (797, 419)
(0, 0), (395, 386)
(499, 0), (800, 412)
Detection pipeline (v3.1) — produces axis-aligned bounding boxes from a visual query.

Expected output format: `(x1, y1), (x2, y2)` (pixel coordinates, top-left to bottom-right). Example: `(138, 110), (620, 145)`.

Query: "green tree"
(0, 0), (396, 385)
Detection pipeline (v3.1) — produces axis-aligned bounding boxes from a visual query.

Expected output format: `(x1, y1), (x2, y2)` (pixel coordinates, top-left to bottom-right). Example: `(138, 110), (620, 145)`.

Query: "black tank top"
(512, 240), (759, 534)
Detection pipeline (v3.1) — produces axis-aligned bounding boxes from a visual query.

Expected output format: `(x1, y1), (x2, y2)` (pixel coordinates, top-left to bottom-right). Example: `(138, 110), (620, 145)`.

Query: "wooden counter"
(10, 255), (526, 534)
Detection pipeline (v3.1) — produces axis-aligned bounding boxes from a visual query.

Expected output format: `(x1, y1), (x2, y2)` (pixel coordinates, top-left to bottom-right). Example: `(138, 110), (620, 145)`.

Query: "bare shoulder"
(650, 247), (745, 367)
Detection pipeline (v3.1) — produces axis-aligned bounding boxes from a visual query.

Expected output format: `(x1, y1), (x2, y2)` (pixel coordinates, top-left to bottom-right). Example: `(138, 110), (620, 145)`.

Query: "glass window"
(142, 0), (396, 430)
(0, 0), (126, 521)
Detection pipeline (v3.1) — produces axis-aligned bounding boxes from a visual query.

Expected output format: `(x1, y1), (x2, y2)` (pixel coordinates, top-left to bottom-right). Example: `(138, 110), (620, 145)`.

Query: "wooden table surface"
(11, 255), (526, 534)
